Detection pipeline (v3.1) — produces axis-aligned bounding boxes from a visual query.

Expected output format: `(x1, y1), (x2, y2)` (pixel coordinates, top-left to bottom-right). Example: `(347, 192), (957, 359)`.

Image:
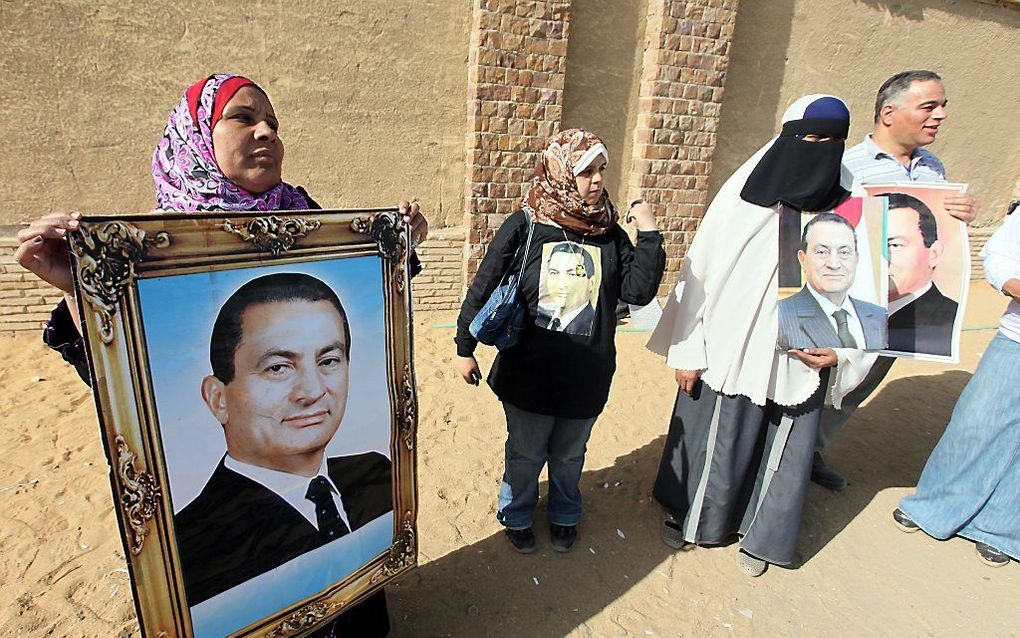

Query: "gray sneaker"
(892, 508), (920, 533)
(737, 549), (767, 577)
(975, 542), (1010, 568)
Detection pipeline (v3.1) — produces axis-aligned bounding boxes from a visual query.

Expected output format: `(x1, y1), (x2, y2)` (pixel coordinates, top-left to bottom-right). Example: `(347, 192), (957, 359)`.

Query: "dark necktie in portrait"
(306, 475), (353, 542)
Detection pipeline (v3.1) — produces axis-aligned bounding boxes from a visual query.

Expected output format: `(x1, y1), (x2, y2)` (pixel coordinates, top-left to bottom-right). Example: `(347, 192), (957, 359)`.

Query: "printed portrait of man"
(885, 192), (959, 356)
(778, 212), (888, 351)
(535, 241), (600, 336)
(173, 272), (393, 607)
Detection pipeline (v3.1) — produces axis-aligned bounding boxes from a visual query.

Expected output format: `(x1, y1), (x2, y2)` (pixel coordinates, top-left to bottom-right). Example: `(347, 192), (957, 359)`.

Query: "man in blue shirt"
(812, 70), (977, 491)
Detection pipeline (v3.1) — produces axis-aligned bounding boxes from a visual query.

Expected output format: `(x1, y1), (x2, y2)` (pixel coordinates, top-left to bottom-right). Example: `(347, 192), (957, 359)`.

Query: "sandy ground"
(1, 285), (1017, 638)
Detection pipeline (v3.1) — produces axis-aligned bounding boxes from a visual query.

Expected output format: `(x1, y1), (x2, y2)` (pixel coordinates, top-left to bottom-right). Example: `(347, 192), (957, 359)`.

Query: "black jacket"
(887, 284), (959, 357)
(456, 210), (666, 418)
(175, 452), (393, 606)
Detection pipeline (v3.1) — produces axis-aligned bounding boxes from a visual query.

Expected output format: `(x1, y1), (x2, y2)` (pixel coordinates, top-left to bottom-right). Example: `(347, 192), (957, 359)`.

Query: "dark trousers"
(816, 356), (895, 451)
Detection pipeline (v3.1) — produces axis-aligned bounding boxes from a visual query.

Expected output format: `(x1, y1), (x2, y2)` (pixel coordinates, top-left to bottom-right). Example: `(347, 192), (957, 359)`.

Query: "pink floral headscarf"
(525, 128), (618, 236)
(151, 74), (308, 212)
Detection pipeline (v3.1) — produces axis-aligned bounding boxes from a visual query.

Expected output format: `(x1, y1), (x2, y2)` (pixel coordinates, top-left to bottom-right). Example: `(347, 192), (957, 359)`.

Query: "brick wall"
(626, 0), (739, 296)
(412, 226), (467, 311)
(463, 0), (572, 282)
(0, 228), (465, 332)
(969, 225), (995, 281)
(4, 0), (746, 330)
(0, 236), (63, 332)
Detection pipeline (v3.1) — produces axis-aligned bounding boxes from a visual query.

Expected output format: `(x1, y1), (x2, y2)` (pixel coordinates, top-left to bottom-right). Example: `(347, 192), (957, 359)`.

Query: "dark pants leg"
(309, 590), (390, 637)
(497, 402), (597, 529)
(816, 355), (895, 451)
(739, 370), (828, 565)
(652, 382), (767, 545)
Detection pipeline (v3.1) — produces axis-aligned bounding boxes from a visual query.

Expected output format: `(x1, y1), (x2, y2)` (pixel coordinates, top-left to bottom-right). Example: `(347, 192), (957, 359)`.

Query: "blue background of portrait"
(137, 255), (392, 513)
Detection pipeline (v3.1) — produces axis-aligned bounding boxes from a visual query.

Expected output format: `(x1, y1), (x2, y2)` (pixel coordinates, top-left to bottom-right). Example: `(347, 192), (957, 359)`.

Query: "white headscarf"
(647, 95), (876, 407)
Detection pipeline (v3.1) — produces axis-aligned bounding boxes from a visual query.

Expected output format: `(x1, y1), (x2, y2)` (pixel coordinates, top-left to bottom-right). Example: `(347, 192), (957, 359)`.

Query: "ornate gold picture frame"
(69, 209), (418, 638)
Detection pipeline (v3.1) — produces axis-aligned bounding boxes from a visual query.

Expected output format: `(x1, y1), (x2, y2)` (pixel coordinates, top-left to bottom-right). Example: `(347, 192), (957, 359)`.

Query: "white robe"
(647, 138), (877, 408)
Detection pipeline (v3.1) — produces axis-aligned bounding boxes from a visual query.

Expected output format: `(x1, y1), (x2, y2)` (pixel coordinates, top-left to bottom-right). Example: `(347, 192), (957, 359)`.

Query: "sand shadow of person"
(385, 372), (972, 635)
(795, 369), (973, 564)
(387, 437), (690, 637)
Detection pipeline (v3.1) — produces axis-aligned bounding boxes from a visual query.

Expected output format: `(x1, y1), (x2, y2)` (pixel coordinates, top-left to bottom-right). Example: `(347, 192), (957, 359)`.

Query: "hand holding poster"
(864, 182), (970, 362)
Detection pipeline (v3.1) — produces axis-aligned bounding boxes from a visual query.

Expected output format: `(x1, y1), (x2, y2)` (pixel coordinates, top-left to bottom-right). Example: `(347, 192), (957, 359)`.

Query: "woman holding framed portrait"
(16, 73), (426, 638)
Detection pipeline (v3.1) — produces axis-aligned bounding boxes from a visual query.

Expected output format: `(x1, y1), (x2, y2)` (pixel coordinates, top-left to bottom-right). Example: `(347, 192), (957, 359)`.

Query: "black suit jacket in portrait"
(174, 451), (393, 606)
(887, 284), (959, 357)
(777, 286), (888, 351)
(534, 302), (596, 336)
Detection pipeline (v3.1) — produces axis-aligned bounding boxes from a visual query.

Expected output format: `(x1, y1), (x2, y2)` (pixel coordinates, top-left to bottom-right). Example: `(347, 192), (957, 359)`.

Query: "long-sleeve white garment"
(647, 136), (876, 408)
(981, 211), (1020, 343)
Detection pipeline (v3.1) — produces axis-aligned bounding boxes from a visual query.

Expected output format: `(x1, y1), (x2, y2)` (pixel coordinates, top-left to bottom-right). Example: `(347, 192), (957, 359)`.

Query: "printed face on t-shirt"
(536, 241), (601, 337)
(548, 251), (592, 313)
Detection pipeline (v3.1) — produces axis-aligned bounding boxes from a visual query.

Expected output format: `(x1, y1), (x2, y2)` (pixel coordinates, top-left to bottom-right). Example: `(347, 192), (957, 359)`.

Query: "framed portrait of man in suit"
(67, 210), (418, 638)
(864, 182), (971, 363)
(777, 198), (889, 352)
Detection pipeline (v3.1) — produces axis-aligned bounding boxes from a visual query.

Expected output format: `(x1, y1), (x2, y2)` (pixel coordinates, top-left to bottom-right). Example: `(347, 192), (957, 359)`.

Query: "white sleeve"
(981, 213), (1020, 292)
(830, 348), (879, 410)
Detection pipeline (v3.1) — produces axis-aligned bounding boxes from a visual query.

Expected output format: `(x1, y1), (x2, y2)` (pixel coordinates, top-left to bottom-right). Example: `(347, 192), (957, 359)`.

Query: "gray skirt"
(652, 372), (827, 565)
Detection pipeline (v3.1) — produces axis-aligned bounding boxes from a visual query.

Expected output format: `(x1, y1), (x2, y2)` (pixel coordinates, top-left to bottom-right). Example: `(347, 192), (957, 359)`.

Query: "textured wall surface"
(463, 0), (572, 280)
(465, 0), (739, 295)
(626, 0), (739, 294)
(0, 0), (473, 326)
(561, 0), (649, 207)
(711, 0), (1020, 228)
(0, 0), (471, 228)
(7, 0), (1015, 331)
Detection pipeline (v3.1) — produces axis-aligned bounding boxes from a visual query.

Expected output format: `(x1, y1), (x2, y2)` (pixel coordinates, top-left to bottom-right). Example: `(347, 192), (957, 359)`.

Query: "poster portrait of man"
(778, 212), (888, 351)
(535, 241), (602, 336)
(885, 193), (959, 357)
(864, 182), (970, 362)
(173, 272), (393, 606)
(136, 258), (396, 636)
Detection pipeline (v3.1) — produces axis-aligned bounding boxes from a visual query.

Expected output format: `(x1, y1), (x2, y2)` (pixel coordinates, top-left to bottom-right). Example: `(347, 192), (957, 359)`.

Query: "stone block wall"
(463, 0), (572, 281)
(0, 229), (467, 332)
(3, 0), (746, 331)
(0, 237), (63, 332)
(412, 227), (468, 311)
(626, 0), (739, 295)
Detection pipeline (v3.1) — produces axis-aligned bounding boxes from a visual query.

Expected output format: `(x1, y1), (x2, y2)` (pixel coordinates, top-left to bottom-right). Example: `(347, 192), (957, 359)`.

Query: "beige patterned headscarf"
(525, 129), (618, 236)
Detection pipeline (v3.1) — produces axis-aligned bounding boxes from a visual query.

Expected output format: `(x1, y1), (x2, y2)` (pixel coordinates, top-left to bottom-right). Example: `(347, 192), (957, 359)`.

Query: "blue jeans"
(899, 332), (1020, 560)
(497, 402), (598, 529)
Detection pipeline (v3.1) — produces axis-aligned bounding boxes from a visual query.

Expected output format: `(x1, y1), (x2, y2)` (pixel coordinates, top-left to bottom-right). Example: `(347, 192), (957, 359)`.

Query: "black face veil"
(740, 115), (851, 212)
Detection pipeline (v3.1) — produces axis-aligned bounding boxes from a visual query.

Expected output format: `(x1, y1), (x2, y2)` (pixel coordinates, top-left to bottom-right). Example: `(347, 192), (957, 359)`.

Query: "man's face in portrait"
(547, 249), (593, 314)
(799, 220), (859, 303)
(887, 206), (943, 301)
(202, 299), (350, 474)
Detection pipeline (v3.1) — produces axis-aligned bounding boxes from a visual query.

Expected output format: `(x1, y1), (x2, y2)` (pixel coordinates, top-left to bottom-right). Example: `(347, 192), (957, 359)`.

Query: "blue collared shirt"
(842, 134), (946, 184)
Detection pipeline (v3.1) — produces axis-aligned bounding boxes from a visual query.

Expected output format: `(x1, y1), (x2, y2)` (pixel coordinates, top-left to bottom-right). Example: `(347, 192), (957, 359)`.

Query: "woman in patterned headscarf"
(16, 73), (427, 638)
(455, 128), (666, 555)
